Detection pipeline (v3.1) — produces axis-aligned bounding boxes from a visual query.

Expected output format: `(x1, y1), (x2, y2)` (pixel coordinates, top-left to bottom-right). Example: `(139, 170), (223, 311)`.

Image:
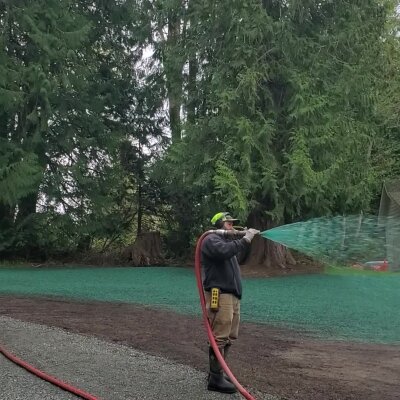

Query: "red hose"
(195, 231), (256, 400)
(1, 232), (255, 400)
(0, 343), (99, 400)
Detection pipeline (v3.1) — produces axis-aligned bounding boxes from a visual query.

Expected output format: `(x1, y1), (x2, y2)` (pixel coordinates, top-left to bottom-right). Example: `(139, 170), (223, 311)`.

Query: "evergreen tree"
(156, 0), (400, 266)
(0, 0), (167, 258)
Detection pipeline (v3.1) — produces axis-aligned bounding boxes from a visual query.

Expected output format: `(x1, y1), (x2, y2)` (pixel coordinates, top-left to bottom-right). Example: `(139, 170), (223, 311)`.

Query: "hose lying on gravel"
(0, 343), (99, 400)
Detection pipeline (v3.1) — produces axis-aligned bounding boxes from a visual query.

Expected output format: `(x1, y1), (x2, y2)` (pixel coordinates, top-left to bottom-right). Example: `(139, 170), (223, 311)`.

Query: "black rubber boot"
(223, 344), (232, 382)
(207, 347), (237, 394)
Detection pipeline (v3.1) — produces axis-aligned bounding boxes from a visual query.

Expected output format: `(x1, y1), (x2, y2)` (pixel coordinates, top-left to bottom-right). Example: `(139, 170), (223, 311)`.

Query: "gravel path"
(0, 316), (278, 400)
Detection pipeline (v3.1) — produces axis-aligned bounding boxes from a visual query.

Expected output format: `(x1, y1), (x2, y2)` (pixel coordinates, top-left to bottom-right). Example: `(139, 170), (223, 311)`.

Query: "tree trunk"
(123, 231), (164, 266)
(15, 192), (38, 225)
(165, 9), (183, 143)
(187, 56), (198, 124)
(137, 181), (143, 235)
(0, 204), (15, 255)
(0, 204), (14, 227)
(243, 209), (296, 269)
(137, 142), (144, 235)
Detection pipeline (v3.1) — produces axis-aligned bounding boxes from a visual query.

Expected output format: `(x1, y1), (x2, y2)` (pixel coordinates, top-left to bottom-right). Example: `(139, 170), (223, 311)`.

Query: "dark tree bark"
(0, 204), (15, 256)
(243, 209), (296, 269)
(187, 56), (198, 124)
(165, 8), (183, 143)
(123, 232), (164, 266)
(15, 192), (38, 225)
(0, 204), (14, 227)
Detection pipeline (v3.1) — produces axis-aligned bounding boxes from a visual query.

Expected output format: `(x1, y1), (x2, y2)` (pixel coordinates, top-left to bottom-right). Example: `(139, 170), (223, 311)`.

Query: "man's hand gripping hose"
(194, 228), (260, 400)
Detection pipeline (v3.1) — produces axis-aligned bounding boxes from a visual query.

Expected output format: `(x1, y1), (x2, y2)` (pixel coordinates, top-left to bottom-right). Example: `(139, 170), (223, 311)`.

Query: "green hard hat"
(211, 212), (239, 227)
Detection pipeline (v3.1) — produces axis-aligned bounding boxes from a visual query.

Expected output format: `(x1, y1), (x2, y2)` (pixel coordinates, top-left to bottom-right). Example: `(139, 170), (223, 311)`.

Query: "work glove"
(243, 228), (260, 243)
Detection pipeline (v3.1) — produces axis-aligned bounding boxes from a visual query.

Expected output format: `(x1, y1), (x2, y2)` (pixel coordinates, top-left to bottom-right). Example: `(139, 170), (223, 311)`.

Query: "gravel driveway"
(0, 316), (277, 400)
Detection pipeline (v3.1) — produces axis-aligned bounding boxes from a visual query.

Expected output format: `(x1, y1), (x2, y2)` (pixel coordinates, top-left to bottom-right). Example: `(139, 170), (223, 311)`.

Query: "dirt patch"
(0, 295), (398, 400)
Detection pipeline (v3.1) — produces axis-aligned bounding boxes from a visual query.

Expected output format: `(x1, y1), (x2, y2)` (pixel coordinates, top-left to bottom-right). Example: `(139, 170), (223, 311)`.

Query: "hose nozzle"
(209, 229), (247, 238)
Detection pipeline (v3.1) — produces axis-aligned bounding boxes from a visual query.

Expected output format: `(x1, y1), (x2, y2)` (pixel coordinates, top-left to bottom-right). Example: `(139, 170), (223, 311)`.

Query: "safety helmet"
(211, 212), (239, 228)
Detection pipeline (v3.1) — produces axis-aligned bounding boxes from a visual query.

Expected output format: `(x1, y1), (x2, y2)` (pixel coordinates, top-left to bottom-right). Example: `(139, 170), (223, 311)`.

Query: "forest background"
(1, 0), (399, 270)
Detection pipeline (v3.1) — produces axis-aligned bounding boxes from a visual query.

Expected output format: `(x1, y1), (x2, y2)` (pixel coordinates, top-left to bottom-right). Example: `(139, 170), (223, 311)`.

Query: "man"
(201, 211), (259, 394)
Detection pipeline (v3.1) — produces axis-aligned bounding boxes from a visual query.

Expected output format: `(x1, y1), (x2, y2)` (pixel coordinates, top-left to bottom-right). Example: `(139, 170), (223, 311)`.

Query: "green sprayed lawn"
(0, 266), (399, 344)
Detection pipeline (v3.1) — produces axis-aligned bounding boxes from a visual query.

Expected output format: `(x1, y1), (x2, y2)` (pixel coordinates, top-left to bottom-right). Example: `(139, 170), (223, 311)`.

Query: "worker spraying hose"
(195, 211), (259, 397)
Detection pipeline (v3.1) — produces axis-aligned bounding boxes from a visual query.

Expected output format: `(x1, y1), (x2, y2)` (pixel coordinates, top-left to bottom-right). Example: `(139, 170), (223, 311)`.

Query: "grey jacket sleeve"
(202, 233), (248, 260)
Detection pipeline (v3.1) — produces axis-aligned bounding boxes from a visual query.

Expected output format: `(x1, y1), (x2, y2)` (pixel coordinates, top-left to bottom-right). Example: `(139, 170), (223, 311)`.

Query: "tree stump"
(123, 231), (164, 266)
(243, 209), (296, 269)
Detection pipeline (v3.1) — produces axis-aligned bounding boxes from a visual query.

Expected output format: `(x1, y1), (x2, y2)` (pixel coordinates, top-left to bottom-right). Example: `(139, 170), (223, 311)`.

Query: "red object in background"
(371, 260), (389, 271)
(363, 260), (389, 272)
(372, 260), (388, 271)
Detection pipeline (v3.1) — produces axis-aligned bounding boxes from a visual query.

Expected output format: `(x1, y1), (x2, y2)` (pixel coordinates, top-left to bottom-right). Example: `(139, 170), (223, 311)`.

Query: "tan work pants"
(205, 292), (240, 348)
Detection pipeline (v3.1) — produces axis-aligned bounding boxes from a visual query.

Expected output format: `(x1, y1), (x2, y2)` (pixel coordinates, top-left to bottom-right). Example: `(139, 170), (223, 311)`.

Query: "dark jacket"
(201, 233), (249, 299)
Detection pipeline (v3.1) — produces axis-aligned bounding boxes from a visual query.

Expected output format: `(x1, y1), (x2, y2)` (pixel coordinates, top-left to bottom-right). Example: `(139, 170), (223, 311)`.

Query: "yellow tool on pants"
(210, 288), (220, 311)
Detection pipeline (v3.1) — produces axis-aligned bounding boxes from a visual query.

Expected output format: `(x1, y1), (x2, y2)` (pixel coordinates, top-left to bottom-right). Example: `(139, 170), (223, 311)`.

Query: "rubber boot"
(223, 344), (232, 382)
(207, 347), (237, 394)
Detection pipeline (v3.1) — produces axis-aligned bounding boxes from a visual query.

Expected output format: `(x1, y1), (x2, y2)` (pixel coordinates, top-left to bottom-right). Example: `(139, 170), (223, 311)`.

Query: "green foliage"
(1, 0), (399, 261)
(214, 160), (249, 218)
(158, 0), (400, 244)
(0, 0), (167, 259)
(0, 143), (42, 206)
